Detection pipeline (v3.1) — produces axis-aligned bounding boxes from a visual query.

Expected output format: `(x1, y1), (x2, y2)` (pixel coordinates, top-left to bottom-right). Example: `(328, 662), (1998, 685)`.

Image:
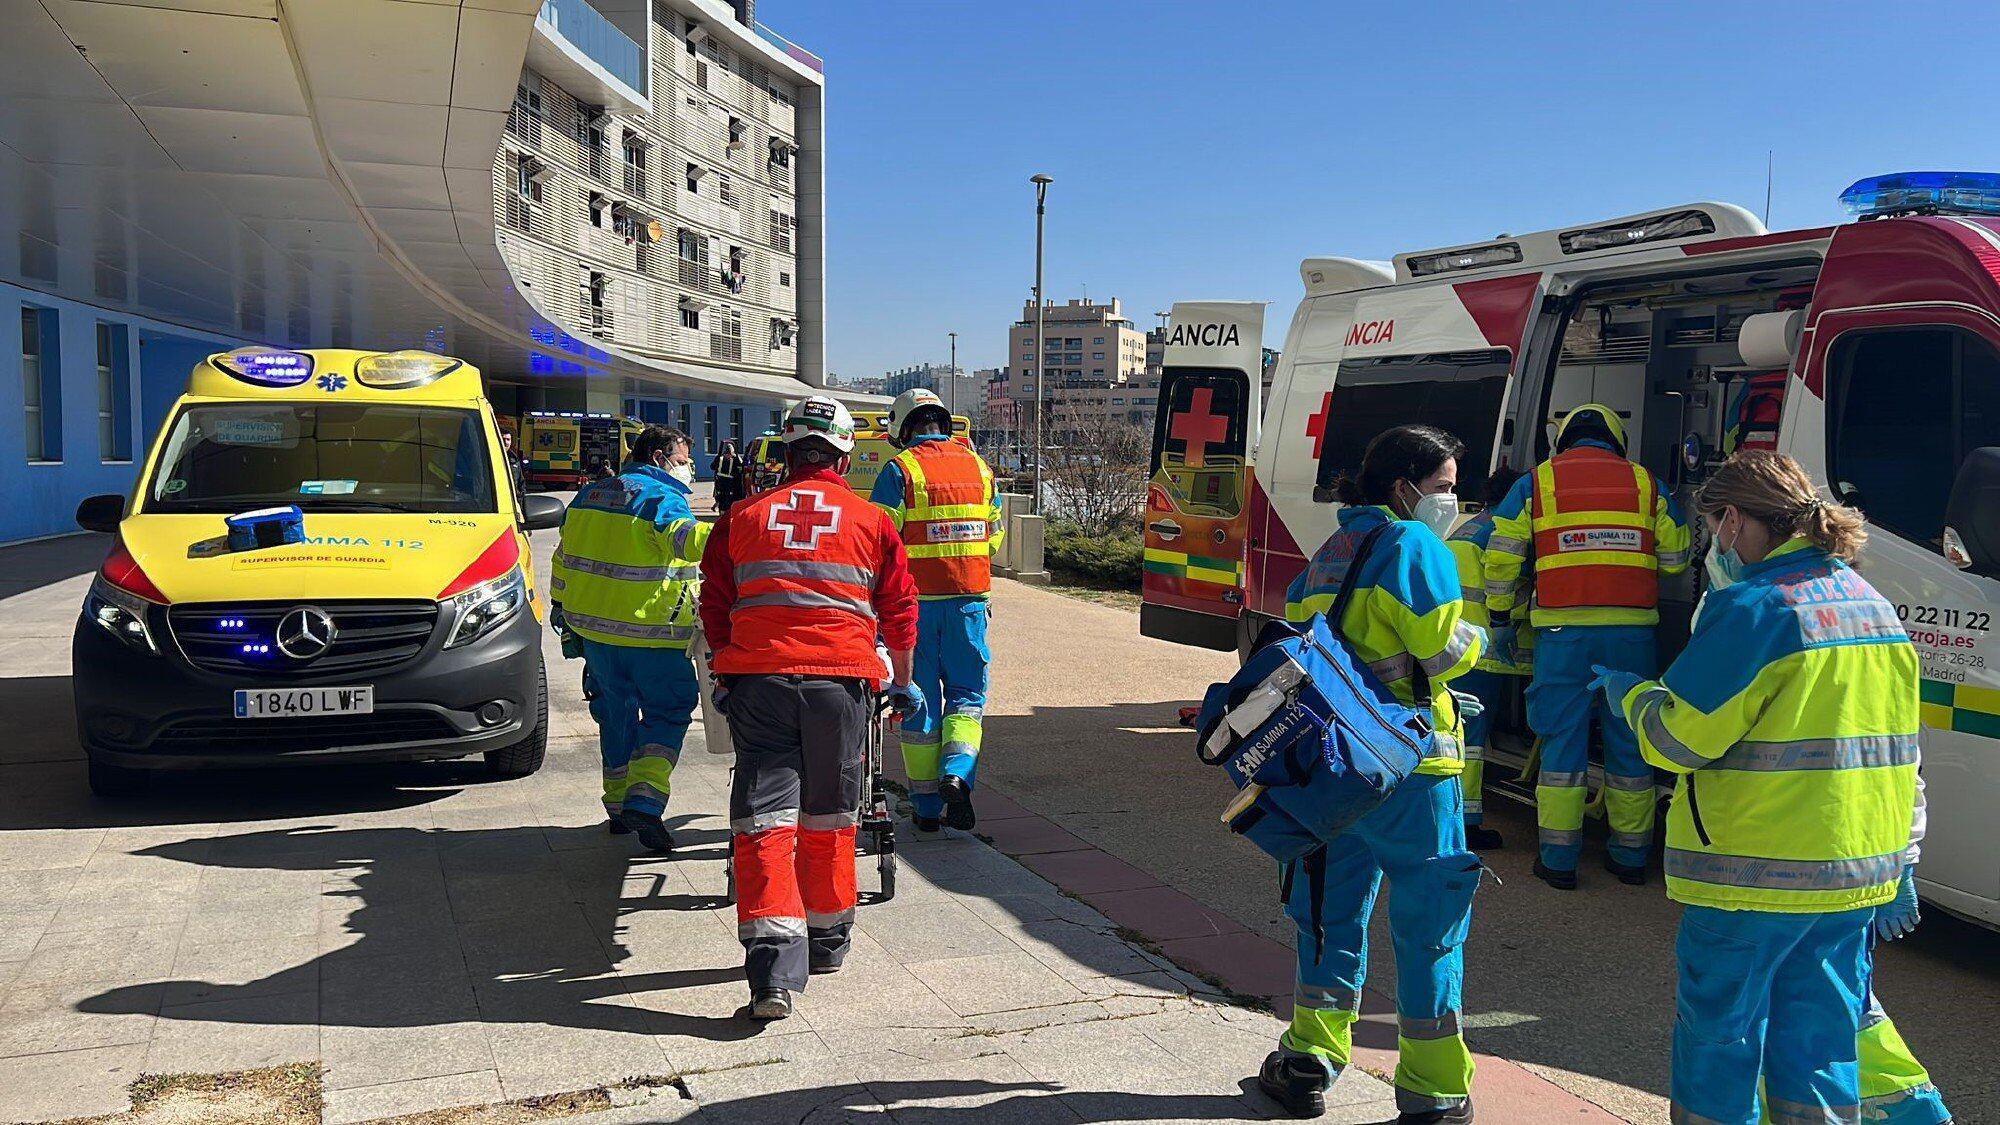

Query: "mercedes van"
(71, 348), (567, 795)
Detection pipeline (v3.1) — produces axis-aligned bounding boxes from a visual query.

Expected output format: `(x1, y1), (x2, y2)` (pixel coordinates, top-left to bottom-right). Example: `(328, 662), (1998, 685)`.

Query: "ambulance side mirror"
(76, 495), (124, 535)
(519, 494), (567, 532)
(1943, 447), (2000, 577)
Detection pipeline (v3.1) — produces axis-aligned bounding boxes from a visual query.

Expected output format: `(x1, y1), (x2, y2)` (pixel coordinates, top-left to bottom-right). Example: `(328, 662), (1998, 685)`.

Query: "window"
(1066, 337), (1082, 347)
(588, 192), (607, 228)
(514, 155), (541, 203)
(769, 210), (794, 252)
(769, 409), (782, 432)
(730, 408), (744, 445)
(96, 322), (130, 461)
(508, 83), (542, 143)
(622, 133), (647, 195)
(1093, 337), (1105, 345)
(685, 162), (701, 193)
(719, 175), (736, 206)
(680, 304), (701, 330)
(768, 138), (792, 169)
(705, 406), (719, 449)
(1092, 352), (1105, 360)
(727, 116), (746, 149)
(678, 403), (692, 435)
(1830, 325), (2000, 551)
(21, 307), (58, 462)
(150, 404), (495, 513)
(1315, 348), (1513, 502)
(778, 271), (791, 287)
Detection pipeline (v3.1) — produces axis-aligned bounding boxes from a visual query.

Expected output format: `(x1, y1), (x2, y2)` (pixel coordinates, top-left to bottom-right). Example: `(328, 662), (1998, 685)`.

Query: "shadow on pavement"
(686, 1077), (1315, 1122)
(0, 531), (109, 603)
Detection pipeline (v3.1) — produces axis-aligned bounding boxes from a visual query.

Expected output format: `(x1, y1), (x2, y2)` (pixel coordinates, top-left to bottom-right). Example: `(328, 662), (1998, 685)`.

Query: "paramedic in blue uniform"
(1266, 424), (1485, 1124)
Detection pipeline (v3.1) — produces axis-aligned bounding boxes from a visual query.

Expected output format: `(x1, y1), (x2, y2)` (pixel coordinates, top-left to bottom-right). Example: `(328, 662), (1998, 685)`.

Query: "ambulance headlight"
(1840, 171), (2000, 219)
(83, 577), (160, 655)
(444, 566), (526, 649)
(356, 350), (462, 389)
(213, 348), (314, 388)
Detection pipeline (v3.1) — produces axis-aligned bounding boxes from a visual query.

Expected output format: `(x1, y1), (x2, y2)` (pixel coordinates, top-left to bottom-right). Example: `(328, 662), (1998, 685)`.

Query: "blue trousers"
(1674, 905), (1872, 1125)
(1282, 772), (1480, 1116)
(1527, 624), (1657, 871)
(901, 598), (990, 821)
(580, 639), (699, 818)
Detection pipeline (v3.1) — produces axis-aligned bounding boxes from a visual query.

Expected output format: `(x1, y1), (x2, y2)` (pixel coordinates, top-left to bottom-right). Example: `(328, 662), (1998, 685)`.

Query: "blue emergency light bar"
(1840, 172), (2000, 219)
(214, 348), (314, 387)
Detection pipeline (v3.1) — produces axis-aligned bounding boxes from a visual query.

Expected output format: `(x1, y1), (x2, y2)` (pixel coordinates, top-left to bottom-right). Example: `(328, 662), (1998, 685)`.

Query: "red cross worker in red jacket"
(698, 395), (921, 1021)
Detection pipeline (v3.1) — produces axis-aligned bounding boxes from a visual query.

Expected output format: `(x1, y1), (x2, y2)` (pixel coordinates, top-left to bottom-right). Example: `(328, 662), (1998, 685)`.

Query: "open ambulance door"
(1797, 219), (2000, 927)
(1141, 302), (1264, 650)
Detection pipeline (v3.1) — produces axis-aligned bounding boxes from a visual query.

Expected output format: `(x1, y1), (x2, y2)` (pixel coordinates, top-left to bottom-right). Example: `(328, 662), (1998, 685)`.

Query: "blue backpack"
(1195, 524), (1436, 862)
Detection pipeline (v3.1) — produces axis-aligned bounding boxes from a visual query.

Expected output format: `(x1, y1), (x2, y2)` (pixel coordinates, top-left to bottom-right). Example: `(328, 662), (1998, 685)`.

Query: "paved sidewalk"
(0, 533), (1396, 1124)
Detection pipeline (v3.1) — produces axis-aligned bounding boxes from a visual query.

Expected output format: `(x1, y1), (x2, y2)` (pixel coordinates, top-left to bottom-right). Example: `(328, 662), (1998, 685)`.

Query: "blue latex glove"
(549, 603), (568, 635)
(1450, 689), (1485, 720)
(1487, 624), (1517, 663)
(1587, 664), (1642, 710)
(1874, 865), (1921, 941)
(885, 681), (926, 726)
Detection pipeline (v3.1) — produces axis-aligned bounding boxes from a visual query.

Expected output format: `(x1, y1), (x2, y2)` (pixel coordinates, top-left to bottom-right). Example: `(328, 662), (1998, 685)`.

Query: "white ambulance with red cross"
(1144, 172), (2000, 928)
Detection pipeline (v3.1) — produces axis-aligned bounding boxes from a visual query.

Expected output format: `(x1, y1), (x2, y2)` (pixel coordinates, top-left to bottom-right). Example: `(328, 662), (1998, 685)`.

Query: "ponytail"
(1696, 450), (1868, 562)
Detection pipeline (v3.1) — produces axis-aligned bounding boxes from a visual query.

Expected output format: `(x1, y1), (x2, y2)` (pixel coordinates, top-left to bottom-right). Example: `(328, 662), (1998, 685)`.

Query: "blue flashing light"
(215, 348), (315, 387)
(239, 642), (271, 655)
(1840, 171), (2000, 219)
(219, 617), (246, 630)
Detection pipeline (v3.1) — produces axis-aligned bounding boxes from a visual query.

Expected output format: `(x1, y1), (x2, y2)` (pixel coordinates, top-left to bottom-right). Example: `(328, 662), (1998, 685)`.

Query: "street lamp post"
(1031, 174), (1053, 512)
(947, 331), (958, 416)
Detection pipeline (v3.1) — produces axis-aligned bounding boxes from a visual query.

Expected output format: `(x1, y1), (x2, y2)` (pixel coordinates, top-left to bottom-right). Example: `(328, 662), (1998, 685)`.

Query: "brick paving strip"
(968, 784), (1630, 1124)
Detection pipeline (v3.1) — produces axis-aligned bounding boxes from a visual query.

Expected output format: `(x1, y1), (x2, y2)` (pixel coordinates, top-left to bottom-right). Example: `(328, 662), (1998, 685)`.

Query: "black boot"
(1604, 856), (1648, 886)
(748, 987), (793, 1021)
(1256, 1051), (1328, 1119)
(1397, 1101), (1474, 1124)
(914, 814), (941, 834)
(1533, 859), (1577, 890)
(616, 809), (675, 853)
(939, 775), (976, 830)
(607, 817), (632, 835)
(1465, 825), (1504, 851)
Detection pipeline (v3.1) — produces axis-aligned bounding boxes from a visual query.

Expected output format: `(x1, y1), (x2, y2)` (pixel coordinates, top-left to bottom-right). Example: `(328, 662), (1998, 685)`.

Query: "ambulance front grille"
(168, 601), (439, 676)
(150, 711), (461, 755)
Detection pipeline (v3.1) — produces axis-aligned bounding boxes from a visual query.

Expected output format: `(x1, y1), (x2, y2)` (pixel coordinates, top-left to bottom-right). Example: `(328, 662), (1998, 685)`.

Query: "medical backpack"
(1194, 524), (1437, 862)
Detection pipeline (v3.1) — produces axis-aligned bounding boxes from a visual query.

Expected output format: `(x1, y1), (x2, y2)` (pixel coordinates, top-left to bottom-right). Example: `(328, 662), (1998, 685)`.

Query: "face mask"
(1408, 489), (1460, 538)
(1705, 513), (1744, 590)
(666, 461), (695, 486)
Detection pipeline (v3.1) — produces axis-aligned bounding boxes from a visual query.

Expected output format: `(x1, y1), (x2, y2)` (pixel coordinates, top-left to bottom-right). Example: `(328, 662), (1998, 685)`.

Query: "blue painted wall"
(0, 281), (247, 542)
(624, 394), (785, 481)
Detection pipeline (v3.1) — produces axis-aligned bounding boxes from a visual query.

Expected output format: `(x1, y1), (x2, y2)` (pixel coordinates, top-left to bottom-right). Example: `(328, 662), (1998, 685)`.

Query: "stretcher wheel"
(724, 851), (737, 904)
(877, 848), (897, 902)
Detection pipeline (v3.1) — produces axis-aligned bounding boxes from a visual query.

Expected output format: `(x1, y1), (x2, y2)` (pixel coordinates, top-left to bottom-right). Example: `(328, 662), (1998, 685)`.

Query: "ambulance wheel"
(485, 666), (549, 779)
(87, 759), (146, 798)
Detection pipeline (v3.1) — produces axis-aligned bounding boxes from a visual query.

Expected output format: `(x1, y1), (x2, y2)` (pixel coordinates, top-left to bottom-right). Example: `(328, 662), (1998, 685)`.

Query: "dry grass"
(49, 1063), (322, 1125)
(1044, 583), (1142, 611)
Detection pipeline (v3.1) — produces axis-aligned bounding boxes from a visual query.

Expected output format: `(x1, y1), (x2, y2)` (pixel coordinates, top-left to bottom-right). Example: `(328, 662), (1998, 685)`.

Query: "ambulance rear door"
(1792, 215), (2000, 927)
(1141, 301), (1265, 650)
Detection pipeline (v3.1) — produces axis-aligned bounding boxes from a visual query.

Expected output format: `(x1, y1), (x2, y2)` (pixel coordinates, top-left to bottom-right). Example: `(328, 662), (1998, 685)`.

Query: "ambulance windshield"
(146, 403), (497, 514)
(1315, 349), (1512, 503)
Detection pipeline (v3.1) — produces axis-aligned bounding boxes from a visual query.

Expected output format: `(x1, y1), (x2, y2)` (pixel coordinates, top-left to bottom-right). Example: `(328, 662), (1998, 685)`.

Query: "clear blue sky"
(755, 0), (2000, 381)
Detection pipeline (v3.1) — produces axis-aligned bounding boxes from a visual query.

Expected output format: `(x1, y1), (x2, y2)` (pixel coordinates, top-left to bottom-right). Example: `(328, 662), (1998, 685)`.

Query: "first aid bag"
(224, 505), (305, 553)
(1193, 525), (1436, 861)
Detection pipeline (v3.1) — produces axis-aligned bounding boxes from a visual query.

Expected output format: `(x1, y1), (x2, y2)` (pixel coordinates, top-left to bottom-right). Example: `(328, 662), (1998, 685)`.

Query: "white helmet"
(780, 395), (856, 453)
(887, 388), (950, 446)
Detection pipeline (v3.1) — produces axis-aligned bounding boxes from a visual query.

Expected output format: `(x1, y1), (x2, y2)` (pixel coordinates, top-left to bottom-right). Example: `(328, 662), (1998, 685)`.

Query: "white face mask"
(1407, 490), (1460, 538)
(666, 461), (695, 486)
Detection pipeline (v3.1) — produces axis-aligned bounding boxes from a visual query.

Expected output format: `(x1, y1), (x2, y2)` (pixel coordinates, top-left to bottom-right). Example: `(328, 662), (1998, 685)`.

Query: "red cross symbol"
(769, 488), (842, 550)
(1168, 387), (1231, 469)
(1306, 391), (1334, 459)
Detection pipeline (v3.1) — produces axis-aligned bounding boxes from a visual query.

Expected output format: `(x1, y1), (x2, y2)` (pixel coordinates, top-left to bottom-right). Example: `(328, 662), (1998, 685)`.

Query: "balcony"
(530, 0), (648, 113)
(754, 22), (823, 76)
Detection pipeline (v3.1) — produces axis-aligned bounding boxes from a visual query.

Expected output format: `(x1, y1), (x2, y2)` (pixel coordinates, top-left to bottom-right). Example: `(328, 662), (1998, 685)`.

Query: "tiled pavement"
(0, 533), (1397, 1124)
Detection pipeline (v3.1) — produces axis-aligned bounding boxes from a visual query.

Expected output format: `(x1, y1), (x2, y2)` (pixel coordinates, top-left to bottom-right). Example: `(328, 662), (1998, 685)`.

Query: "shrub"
(1046, 520), (1143, 589)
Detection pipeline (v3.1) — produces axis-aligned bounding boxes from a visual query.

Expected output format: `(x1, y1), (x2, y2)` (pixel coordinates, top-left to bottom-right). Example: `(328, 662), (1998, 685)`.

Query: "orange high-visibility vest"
(713, 479), (889, 680)
(893, 440), (996, 596)
(1529, 447), (1661, 611)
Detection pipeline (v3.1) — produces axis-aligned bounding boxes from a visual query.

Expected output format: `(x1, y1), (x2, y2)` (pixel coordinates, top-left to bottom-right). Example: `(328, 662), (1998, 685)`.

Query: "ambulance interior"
(1526, 258), (1822, 667)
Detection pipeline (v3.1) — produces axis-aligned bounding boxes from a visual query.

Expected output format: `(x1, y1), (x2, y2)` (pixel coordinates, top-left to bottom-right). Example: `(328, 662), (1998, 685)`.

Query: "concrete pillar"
(1010, 513), (1048, 584)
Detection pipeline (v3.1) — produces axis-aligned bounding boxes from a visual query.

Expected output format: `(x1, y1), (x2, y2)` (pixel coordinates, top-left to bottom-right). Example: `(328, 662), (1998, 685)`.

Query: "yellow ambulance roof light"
(355, 350), (462, 389)
(213, 348), (315, 388)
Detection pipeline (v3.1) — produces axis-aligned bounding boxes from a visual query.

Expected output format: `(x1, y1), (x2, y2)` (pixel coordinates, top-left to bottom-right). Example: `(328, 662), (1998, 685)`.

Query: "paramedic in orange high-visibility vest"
(1484, 403), (1690, 891)
(869, 388), (1004, 833)
(697, 396), (922, 1023)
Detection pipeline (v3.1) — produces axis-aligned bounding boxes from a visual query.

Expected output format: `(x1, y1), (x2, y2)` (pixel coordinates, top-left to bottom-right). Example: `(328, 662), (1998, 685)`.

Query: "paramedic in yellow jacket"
(1265, 425), (1485, 1125)
(1595, 451), (1919, 1125)
(1443, 467), (1530, 852)
(1485, 404), (1690, 890)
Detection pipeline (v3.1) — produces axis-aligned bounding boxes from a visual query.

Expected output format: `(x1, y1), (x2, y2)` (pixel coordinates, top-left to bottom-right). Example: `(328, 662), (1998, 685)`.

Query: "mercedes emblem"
(275, 606), (337, 661)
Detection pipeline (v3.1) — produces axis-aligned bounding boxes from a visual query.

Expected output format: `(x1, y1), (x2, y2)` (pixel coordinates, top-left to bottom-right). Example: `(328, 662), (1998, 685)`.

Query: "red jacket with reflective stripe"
(1531, 447), (1660, 611)
(699, 467), (919, 681)
(894, 439), (996, 596)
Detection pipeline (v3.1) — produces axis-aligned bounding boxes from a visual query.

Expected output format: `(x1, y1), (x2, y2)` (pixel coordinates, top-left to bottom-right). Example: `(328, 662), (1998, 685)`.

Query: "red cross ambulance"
(1143, 172), (2000, 929)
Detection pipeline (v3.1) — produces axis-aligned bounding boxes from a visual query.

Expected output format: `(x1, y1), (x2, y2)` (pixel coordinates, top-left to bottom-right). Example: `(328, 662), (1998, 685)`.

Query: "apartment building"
(494, 0), (827, 455)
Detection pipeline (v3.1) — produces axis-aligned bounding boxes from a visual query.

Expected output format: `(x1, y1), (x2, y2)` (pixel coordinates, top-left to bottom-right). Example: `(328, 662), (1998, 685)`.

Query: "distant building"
(883, 363), (986, 424)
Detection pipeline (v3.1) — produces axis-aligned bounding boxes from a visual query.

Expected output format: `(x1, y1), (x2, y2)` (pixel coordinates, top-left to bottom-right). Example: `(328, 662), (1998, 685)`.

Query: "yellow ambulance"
(70, 348), (566, 795)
